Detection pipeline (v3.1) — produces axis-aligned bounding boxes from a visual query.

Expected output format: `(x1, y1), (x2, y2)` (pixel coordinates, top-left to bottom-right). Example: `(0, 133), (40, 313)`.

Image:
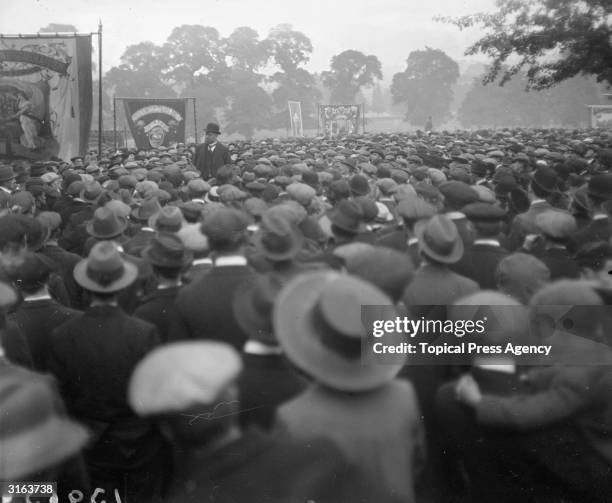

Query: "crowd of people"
(1, 122), (612, 502)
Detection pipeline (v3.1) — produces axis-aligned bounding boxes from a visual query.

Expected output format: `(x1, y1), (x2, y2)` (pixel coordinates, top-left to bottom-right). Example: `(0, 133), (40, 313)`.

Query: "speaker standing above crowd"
(1, 124), (612, 502)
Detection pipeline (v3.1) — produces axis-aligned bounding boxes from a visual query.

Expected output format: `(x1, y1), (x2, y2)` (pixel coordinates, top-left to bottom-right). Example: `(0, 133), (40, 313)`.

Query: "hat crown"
(92, 207), (125, 237)
(84, 241), (126, 287)
(422, 216), (459, 255)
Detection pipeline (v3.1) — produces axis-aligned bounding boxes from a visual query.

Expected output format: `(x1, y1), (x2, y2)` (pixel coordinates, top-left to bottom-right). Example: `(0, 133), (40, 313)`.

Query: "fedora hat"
(531, 166), (559, 194)
(414, 215), (464, 264)
(274, 271), (406, 392)
(131, 197), (162, 221)
(142, 232), (193, 268)
(232, 274), (283, 345)
(148, 205), (183, 233)
(0, 165), (15, 183)
(79, 182), (103, 203)
(254, 212), (304, 262)
(205, 122), (221, 135)
(327, 199), (367, 234)
(73, 241), (138, 293)
(86, 206), (128, 239)
(0, 372), (89, 479)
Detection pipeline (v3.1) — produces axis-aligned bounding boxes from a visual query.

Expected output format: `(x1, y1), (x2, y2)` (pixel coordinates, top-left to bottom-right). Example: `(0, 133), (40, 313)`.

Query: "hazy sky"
(1, 0), (497, 79)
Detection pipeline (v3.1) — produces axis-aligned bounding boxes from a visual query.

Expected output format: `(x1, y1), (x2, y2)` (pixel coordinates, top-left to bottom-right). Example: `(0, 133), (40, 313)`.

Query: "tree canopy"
(391, 47), (459, 126)
(439, 0), (612, 90)
(322, 50), (382, 104)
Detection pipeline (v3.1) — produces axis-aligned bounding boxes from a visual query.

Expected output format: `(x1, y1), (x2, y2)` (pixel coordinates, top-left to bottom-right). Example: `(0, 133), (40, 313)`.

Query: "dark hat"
(273, 271), (405, 392)
(439, 181), (479, 208)
(349, 175), (370, 196)
(79, 182), (103, 202)
(415, 215), (464, 264)
(200, 208), (248, 246)
(11, 252), (53, 290)
(254, 212), (304, 262)
(29, 162), (47, 178)
(86, 206), (128, 239)
(232, 274), (282, 345)
(301, 170), (319, 188)
(587, 174), (612, 200)
(327, 199), (367, 234)
(179, 201), (205, 222)
(531, 166), (559, 194)
(328, 179), (350, 200)
(462, 202), (507, 222)
(0, 165), (15, 183)
(148, 206), (183, 233)
(142, 232), (193, 268)
(0, 370), (89, 479)
(73, 241), (138, 293)
(205, 123), (221, 134)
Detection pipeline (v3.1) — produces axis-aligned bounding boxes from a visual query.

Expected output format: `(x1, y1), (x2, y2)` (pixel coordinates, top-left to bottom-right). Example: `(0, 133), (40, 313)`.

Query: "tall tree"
(224, 26), (271, 72)
(439, 0), (612, 89)
(391, 47), (459, 126)
(321, 50), (382, 104)
(267, 24), (313, 74)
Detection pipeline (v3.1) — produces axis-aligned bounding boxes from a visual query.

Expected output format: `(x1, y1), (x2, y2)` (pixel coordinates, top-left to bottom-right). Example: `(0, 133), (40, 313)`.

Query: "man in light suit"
(193, 122), (232, 180)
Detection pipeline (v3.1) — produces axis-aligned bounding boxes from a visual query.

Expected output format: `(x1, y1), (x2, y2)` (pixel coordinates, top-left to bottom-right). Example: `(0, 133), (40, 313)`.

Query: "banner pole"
(192, 97), (198, 143)
(362, 103), (366, 133)
(97, 20), (103, 159)
(113, 97), (117, 151)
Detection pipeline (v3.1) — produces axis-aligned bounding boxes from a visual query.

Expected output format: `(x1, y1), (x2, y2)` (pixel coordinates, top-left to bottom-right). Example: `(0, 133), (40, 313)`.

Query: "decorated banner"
(589, 105), (612, 128)
(319, 105), (360, 138)
(288, 101), (303, 137)
(0, 34), (92, 160)
(122, 98), (187, 149)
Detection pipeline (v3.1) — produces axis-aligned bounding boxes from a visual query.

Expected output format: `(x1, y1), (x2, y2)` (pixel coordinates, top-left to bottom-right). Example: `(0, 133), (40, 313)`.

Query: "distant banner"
(319, 105), (360, 138)
(589, 106), (612, 128)
(0, 34), (92, 160)
(288, 101), (303, 137)
(122, 98), (187, 149)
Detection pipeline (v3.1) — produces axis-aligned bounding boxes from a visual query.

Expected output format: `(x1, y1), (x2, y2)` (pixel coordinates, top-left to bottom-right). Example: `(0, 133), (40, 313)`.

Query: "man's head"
(204, 123), (221, 144)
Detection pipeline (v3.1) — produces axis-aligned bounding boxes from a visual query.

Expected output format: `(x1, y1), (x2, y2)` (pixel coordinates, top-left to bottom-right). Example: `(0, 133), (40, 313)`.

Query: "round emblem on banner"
(144, 119), (169, 148)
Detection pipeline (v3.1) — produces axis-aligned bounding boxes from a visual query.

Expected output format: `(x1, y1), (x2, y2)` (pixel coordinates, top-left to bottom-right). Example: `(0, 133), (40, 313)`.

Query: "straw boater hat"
(273, 271), (406, 392)
(73, 241), (137, 293)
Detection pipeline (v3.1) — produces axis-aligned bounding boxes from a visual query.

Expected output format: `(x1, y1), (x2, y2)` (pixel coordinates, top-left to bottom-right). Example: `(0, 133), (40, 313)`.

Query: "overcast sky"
(1, 0), (497, 79)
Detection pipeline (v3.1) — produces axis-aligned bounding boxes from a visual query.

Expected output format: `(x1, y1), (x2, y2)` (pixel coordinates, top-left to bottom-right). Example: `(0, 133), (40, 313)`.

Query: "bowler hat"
(414, 215), (464, 264)
(86, 206), (128, 239)
(12, 253), (53, 290)
(349, 174), (370, 196)
(73, 241), (138, 293)
(531, 167), (559, 194)
(273, 271), (406, 392)
(587, 174), (612, 200)
(205, 123), (221, 135)
(0, 371), (89, 479)
(142, 233), (193, 268)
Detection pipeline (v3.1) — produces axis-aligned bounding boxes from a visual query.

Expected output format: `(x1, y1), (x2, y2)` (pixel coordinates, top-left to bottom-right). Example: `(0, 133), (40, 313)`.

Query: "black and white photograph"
(0, 0), (612, 501)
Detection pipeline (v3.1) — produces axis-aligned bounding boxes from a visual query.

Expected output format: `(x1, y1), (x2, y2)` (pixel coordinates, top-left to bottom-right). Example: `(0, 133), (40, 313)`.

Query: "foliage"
(321, 50), (382, 104)
(438, 0), (612, 90)
(391, 47), (459, 126)
(38, 23), (78, 33)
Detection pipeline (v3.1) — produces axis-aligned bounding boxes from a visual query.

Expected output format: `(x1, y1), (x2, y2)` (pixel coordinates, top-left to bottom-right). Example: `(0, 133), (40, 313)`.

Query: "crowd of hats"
(3, 125), (612, 489)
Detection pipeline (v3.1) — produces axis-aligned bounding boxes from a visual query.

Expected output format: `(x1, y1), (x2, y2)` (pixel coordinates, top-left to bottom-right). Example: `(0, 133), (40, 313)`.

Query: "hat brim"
(0, 412), (89, 479)
(141, 246), (193, 269)
(274, 271), (405, 392)
(73, 259), (138, 293)
(252, 231), (303, 262)
(414, 219), (464, 264)
(85, 217), (128, 239)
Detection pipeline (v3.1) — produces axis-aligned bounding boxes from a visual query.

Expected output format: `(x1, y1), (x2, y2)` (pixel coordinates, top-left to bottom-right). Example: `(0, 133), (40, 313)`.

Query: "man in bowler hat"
(193, 123), (232, 180)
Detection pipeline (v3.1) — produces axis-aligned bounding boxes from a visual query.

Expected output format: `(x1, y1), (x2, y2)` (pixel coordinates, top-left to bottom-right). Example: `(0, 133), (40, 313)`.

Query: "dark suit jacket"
(568, 216), (612, 255)
(47, 305), (162, 470)
(39, 244), (84, 309)
(538, 246), (580, 280)
(454, 241), (509, 290)
(193, 142), (232, 180)
(176, 263), (255, 350)
(238, 351), (308, 430)
(134, 286), (191, 343)
(59, 202), (95, 256)
(123, 228), (156, 258)
(9, 298), (79, 372)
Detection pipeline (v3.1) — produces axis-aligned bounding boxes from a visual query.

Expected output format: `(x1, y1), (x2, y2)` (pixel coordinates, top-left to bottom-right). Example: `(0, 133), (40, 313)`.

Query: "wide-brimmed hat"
(86, 206), (128, 239)
(414, 215), (464, 264)
(274, 271), (406, 392)
(205, 122), (221, 135)
(253, 212), (303, 262)
(142, 232), (193, 268)
(73, 241), (138, 293)
(327, 199), (367, 234)
(232, 274), (283, 345)
(0, 165), (15, 183)
(0, 372), (89, 479)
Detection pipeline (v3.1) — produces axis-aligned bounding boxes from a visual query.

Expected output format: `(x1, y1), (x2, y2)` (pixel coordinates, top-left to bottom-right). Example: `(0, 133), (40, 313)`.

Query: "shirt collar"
(473, 238), (500, 247)
(24, 293), (53, 302)
(531, 199), (547, 206)
(192, 257), (213, 266)
(593, 213), (608, 220)
(214, 255), (247, 267)
(244, 340), (283, 355)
